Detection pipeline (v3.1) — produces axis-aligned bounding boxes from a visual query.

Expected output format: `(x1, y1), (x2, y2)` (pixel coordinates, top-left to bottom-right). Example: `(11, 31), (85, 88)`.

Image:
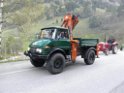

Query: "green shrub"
(89, 16), (101, 28)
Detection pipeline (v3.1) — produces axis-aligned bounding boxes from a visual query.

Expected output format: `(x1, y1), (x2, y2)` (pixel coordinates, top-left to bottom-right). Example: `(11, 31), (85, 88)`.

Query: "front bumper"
(24, 51), (47, 60)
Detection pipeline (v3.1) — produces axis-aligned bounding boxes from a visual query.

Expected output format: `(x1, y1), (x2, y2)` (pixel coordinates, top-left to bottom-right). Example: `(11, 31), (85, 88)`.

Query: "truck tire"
(112, 45), (118, 54)
(30, 58), (45, 67)
(47, 53), (65, 74)
(84, 50), (95, 65)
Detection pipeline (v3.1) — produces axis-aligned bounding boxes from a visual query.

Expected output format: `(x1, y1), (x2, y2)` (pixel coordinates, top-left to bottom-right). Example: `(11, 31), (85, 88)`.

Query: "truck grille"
(30, 48), (36, 53)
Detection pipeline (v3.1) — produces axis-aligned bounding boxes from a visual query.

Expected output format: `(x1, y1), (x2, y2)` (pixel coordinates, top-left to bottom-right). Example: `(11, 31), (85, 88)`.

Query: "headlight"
(36, 48), (42, 53)
(28, 47), (30, 51)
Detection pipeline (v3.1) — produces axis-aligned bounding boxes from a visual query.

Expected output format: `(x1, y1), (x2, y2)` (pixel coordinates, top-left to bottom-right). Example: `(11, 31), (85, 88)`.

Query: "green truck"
(24, 27), (99, 74)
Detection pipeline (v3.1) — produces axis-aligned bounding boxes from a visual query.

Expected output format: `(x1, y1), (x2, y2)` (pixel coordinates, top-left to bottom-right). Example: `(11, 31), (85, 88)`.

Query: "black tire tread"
(30, 59), (45, 67)
(84, 50), (95, 65)
(47, 53), (65, 74)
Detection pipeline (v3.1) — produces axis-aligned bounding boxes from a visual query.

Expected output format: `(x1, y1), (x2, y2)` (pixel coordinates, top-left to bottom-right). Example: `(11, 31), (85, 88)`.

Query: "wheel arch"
(47, 48), (66, 60)
(85, 47), (96, 57)
(81, 47), (96, 58)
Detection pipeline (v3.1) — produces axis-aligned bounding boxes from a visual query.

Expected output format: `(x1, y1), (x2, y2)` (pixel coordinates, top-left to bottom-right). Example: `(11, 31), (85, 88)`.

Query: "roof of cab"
(41, 26), (68, 30)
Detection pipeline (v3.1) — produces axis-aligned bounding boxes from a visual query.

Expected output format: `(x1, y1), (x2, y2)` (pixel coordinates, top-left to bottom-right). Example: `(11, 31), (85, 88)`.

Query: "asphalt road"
(0, 51), (124, 93)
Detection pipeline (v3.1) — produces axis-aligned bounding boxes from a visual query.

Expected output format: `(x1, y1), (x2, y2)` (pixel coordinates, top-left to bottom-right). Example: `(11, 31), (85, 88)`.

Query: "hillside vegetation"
(1, 0), (124, 58)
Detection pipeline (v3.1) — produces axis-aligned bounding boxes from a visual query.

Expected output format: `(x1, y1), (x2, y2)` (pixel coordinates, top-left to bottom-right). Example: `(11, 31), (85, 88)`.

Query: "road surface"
(0, 51), (124, 93)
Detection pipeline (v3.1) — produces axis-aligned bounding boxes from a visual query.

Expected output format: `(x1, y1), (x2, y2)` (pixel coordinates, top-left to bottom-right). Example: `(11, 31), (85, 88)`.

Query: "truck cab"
(25, 27), (71, 59)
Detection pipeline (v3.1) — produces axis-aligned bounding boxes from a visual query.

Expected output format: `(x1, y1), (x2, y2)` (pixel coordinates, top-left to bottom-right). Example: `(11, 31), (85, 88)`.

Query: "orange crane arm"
(61, 14), (79, 62)
(61, 14), (79, 31)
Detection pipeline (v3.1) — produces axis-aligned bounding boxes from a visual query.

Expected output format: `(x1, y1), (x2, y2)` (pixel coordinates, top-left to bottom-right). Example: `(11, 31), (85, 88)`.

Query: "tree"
(89, 16), (102, 28)
(65, 1), (78, 12)
(117, 1), (124, 17)
(82, 1), (93, 18)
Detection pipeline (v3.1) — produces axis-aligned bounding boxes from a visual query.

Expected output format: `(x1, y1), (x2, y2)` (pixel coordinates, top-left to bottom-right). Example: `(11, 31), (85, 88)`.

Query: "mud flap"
(71, 40), (79, 62)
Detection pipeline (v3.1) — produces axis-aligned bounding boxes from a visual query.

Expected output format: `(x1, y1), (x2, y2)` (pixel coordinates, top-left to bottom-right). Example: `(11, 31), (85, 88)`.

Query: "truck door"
(54, 29), (71, 55)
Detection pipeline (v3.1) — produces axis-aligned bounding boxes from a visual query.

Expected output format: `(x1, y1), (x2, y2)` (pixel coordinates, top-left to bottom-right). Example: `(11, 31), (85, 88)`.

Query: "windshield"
(38, 29), (56, 39)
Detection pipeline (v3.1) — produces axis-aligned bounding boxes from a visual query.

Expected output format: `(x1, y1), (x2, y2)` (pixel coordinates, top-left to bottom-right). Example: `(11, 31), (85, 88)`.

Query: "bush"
(89, 16), (101, 28)
(0, 56), (4, 60)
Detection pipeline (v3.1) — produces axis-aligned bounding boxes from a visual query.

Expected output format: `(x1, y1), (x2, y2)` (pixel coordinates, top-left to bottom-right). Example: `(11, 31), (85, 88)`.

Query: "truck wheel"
(112, 45), (118, 54)
(47, 53), (65, 74)
(84, 50), (95, 65)
(30, 58), (45, 67)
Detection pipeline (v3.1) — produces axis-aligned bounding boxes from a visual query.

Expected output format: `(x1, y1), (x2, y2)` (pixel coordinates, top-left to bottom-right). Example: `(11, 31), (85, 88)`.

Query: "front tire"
(84, 50), (95, 65)
(30, 58), (45, 67)
(47, 53), (65, 74)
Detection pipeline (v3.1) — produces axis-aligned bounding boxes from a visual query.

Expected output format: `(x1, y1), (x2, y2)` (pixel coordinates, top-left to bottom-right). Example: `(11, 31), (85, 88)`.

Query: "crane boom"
(61, 13), (79, 61)
(61, 14), (79, 31)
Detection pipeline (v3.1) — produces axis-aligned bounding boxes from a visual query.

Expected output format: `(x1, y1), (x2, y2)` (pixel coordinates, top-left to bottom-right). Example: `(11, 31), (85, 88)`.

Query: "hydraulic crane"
(61, 13), (80, 62)
(61, 13), (99, 59)
(61, 13), (79, 40)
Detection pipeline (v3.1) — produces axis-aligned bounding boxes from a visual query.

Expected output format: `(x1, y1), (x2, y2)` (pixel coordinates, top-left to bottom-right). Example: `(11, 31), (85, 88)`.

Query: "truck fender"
(87, 47), (96, 53)
(47, 48), (66, 60)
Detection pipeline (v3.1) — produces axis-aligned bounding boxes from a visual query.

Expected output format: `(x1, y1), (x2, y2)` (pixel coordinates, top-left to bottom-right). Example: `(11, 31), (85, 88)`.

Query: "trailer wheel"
(84, 50), (95, 65)
(120, 46), (123, 51)
(47, 53), (65, 74)
(112, 45), (118, 54)
(103, 49), (109, 55)
(30, 58), (45, 67)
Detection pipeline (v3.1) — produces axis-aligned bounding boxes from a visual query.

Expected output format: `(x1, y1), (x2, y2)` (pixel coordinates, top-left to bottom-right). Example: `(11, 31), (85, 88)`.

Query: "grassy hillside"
(1, 0), (124, 57)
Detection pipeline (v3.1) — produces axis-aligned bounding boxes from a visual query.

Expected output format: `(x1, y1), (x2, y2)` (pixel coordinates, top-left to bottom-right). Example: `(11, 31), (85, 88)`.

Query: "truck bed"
(74, 38), (99, 57)
(74, 38), (99, 47)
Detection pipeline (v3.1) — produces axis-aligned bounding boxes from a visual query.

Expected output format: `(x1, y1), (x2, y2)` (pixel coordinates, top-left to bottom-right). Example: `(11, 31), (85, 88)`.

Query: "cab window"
(56, 29), (69, 40)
